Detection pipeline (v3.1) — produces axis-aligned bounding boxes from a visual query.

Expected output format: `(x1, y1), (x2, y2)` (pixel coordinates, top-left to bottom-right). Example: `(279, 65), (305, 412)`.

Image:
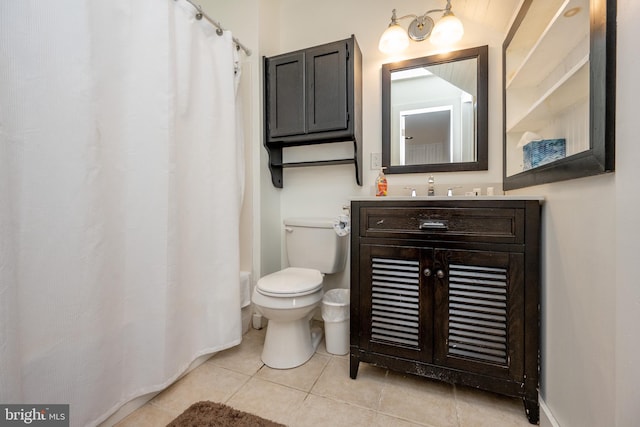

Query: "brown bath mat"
(167, 401), (286, 427)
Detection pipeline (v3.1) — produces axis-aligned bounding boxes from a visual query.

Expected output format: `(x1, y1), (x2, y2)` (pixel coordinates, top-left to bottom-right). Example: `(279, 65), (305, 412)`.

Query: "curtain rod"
(177, 0), (252, 56)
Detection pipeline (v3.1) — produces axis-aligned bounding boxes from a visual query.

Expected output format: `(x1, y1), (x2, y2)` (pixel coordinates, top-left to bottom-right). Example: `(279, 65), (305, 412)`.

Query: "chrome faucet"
(404, 187), (417, 197)
(447, 186), (462, 196)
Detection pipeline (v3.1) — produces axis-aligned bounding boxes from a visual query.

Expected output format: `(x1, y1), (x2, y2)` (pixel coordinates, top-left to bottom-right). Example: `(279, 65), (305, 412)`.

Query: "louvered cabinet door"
(433, 249), (525, 381)
(360, 244), (434, 362)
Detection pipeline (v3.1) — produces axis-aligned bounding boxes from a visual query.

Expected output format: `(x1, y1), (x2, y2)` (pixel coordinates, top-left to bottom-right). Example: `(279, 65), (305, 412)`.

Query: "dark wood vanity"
(349, 197), (542, 423)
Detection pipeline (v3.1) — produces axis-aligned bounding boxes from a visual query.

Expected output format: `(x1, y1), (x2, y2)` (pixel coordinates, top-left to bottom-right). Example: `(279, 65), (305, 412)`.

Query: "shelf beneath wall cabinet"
(264, 139), (362, 188)
(275, 158), (356, 168)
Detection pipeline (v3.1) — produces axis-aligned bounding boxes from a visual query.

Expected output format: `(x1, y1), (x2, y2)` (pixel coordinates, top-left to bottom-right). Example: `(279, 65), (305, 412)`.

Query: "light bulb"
(430, 13), (464, 46)
(378, 24), (410, 54)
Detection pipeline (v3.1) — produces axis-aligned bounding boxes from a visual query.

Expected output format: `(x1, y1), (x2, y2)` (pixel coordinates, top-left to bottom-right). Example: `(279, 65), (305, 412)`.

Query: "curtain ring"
(195, 11), (203, 20)
(216, 28), (223, 36)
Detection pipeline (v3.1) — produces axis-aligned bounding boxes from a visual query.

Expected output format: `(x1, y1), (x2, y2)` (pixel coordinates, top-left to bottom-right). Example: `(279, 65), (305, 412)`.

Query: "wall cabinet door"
(266, 40), (349, 140)
(433, 249), (524, 382)
(267, 52), (306, 138)
(305, 40), (348, 134)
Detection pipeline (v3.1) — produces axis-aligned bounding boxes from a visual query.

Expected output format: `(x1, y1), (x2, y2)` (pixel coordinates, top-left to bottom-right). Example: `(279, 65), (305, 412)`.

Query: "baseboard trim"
(540, 396), (561, 427)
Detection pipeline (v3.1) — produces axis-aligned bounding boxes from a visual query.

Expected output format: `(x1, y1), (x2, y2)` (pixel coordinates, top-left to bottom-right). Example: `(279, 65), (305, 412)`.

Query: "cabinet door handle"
(419, 220), (448, 231)
(436, 269), (445, 279)
(423, 268), (432, 277)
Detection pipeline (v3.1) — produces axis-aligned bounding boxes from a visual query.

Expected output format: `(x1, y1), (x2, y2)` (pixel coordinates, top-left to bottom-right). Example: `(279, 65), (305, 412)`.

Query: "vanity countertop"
(351, 195), (544, 202)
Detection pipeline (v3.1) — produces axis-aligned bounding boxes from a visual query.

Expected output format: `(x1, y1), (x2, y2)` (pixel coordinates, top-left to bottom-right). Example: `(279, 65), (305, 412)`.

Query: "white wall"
(511, 175), (617, 426)
(614, 5), (640, 425)
(256, 0), (284, 277)
(509, 1), (640, 426)
(272, 0), (505, 290)
(614, 1), (640, 421)
(196, 0), (261, 276)
(197, 0), (284, 279)
(203, 0), (640, 425)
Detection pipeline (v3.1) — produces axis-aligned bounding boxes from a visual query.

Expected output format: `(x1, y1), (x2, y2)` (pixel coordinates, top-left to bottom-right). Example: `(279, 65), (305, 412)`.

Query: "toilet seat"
(256, 267), (323, 297)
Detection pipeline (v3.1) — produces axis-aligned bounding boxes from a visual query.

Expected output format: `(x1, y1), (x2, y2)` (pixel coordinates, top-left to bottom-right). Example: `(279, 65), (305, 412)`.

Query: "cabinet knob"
(436, 270), (445, 279)
(423, 268), (432, 277)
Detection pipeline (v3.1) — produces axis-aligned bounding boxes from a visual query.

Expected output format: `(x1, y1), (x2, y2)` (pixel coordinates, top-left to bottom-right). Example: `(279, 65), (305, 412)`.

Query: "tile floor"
(116, 325), (534, 427)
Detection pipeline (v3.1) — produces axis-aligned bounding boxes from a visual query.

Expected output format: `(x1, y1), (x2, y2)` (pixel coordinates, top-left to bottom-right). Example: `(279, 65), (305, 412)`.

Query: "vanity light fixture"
(378, 0), (464, 54)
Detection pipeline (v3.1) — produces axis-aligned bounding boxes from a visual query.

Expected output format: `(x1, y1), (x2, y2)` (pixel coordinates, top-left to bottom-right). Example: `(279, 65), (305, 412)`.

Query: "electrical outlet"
(371, 153), (382, 170)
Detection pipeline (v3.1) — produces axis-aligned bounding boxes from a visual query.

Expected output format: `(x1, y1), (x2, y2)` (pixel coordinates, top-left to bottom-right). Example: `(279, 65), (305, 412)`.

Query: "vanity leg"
(523, 398), (539, 424)
(349, 353), (359, 379)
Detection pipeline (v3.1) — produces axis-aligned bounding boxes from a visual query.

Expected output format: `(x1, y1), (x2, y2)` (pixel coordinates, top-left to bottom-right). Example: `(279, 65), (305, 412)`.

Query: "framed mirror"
(382, 45), (488, 174)
(503, 0), (615, 190)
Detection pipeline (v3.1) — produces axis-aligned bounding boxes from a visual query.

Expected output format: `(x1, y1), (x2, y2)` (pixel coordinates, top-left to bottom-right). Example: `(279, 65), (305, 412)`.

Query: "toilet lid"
(256, 267), (323, 297)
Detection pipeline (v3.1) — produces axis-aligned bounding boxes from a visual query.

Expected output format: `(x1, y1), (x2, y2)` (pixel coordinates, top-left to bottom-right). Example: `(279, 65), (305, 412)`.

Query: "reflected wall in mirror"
(382, 45), (488, 174)
(503, 0), (615, 190)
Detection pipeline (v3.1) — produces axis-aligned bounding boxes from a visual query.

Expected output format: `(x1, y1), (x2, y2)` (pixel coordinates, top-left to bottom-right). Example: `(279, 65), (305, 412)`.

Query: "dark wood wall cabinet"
(263, 35), (362, 188)
(350, 198), (542, 424)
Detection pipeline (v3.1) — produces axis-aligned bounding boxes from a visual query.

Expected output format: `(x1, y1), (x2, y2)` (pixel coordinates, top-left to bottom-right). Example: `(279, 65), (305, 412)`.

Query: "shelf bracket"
(265, 139), (362, 188)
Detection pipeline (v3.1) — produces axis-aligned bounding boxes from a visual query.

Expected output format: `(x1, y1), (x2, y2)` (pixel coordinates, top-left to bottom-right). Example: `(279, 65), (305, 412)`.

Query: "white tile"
(372, 412), (436, 427)
(290, 394), (377, 427)
(455, 386), (531, 427)
(256, 352), (331, 392)
(226, 377), (308, 426)
(149, 363), (249, 415)
(124, 327), (534, 427)
(206, 328), (266, 376)
(379, 371), (457, 427)
(310, 356), (388, 410)
(114, 404), (174, 427)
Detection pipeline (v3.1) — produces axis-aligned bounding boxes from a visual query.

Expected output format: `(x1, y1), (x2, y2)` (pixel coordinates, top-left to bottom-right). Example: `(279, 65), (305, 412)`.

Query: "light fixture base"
(408, 16), (435, 41)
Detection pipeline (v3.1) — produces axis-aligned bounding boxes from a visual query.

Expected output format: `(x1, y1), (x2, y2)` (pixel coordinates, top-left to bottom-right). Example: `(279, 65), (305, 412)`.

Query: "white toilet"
(252, 217), (348, 369)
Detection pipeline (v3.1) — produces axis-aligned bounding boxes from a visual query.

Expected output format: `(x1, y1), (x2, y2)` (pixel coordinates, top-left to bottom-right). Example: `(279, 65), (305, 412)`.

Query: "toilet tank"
(284, 217), (348, 274)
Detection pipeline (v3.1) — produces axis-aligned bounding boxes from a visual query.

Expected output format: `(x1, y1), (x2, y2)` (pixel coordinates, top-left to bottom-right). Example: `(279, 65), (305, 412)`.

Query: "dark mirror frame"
(502, 0), (616, 190)
(382, 45), (489, 174)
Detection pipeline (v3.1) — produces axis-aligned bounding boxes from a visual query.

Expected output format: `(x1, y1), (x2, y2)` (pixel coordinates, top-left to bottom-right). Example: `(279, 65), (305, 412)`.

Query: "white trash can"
(322, 289), (350, 355)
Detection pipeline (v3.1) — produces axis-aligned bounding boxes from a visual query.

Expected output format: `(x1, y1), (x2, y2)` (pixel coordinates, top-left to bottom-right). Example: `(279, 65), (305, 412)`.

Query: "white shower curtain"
(0, 1), (244, 425)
